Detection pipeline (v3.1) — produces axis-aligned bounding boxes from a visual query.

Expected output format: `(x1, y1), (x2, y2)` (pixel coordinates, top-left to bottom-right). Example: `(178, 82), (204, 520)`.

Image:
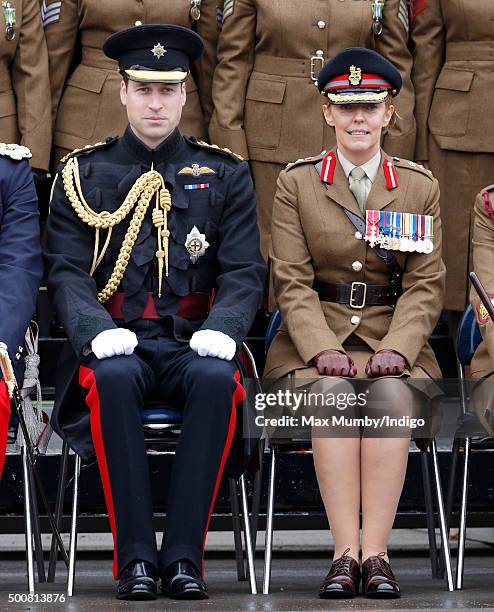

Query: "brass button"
(317, 20), (326, 29)
(316, 49), (324, 56)
(355, 231), (363, 240)
(135, 20), (143, 26)
(352, 261), (363, 272)
(350, 315), (360, 325)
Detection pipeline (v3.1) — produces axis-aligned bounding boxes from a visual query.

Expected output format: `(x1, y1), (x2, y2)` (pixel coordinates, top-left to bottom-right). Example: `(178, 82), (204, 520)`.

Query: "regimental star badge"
(185, 226), (210, 263)
(348, 65), (362, 86)
(178, 163), (216, 177)
(151, 43), (167, 58)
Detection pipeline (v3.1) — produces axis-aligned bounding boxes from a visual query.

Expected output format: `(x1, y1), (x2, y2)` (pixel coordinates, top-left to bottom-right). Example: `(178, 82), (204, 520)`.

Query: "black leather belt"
(314, 281), (399, 309)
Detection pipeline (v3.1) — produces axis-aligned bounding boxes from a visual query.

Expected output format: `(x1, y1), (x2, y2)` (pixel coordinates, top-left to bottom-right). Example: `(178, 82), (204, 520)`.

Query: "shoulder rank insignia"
(178, 163), (216, 177)
(383, 159), (398, 190)
(60, 138), (118, 164)
(392, 157), (434, 180)
(285, 152), (324, 171)
(0, 143), (31, 160)
(185, 226), (209, 263)
(187, 138), (244, 161)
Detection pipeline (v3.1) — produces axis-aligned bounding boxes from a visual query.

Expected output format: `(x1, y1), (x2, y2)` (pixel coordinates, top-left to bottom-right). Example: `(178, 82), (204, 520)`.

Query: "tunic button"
(350, 315), (360, 325)
(352, 261), (363, 272)
(135, 20), (143, 26)
(355, 231), (363, 240)
(316, 49), (324, 56)
(317, 20), (326, 29)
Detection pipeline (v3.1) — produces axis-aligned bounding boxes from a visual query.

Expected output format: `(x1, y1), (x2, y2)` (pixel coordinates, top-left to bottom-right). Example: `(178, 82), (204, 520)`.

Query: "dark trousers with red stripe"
(78, 336), (241, 579)
(0, 380), (10, 479)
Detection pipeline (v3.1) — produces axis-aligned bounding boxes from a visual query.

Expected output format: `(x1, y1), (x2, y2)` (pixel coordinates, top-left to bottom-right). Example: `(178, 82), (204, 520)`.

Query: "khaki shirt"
(411, 0), (494, 159)
(264, 150), (445, 381)
(44, 0), (219, 155)
(0, 0), (51, 170)
(211, 0), (415, 163)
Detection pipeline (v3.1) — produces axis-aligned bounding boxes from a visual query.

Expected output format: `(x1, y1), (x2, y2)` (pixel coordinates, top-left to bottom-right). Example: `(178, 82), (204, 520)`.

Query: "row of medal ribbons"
(364, 210), (434, 254)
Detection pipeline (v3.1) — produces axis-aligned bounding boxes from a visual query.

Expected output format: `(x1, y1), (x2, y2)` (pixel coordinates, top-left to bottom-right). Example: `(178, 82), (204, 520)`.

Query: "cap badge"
(151, 43), (167, 58)
(348, 65), (362, 86)
(185, 226), (210, 263)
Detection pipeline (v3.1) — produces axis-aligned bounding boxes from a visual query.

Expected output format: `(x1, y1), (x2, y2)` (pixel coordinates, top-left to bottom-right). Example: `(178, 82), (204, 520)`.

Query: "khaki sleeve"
(193, 0), (220, 125)
(470, 191), (494, 363)
(43, 0), (79, 125)
(209, 0), (256, 159)
(410, 0), (445, 160)
(377, 0), (416, 159)
(377, 177), (446, 366)
(12, 0), (52, 170)
(270, 170), (345, 364)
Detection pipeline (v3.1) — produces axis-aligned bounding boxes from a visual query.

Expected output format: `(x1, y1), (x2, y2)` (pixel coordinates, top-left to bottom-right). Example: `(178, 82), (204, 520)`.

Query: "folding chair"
(47, 343), (259, 596)
(262, 309), (454, 593)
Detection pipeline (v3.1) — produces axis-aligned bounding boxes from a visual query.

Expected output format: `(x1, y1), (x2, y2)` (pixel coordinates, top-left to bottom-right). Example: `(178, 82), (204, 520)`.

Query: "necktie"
(348, 166), (367, 214)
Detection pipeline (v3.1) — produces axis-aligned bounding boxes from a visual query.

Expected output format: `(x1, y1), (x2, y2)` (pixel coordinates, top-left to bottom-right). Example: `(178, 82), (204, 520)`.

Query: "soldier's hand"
(91, 328), (138, 359)
(190, 329), (237, 361)
(312, 350), (356, 377)
(365, 349), (406, 377)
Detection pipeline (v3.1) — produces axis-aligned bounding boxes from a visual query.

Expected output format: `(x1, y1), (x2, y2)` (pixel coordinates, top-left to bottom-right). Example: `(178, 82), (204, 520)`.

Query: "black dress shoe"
(319, 549), (360, 599)
(161, 560), (208, 600)
(116, 560), (158, 600)
(362, 554), (400, 599)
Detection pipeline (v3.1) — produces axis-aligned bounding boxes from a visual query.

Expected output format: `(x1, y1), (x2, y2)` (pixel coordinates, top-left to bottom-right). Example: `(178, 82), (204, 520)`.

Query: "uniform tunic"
(44, 127), (266, 576)
(411, 0), (494, 310)
(43, 0), (219, 164)
(210, 0), (415, 258)
(0, 0), (51, 170)
(264, 150), (445, 387)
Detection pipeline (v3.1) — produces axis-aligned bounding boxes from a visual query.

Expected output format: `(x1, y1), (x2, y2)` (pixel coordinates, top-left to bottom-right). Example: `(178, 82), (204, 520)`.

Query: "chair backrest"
(457, 304), (483, 366)
(265, 309), (282, 355)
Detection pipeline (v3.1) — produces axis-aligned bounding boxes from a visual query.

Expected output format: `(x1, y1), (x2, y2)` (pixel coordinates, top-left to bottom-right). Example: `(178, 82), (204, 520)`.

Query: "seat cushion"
(141, 406), (183, 426)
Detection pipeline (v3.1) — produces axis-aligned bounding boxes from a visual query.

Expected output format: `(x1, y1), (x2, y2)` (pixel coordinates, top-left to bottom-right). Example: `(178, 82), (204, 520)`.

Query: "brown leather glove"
(365, 349), (406, 377)
(313, 350), (357, 377)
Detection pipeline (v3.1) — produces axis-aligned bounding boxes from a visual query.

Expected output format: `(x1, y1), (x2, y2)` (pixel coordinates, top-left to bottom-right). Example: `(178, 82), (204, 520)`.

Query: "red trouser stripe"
(79, 365), (119, 579)
(0, 380), (10, 479)
(201, 369), (244, 575)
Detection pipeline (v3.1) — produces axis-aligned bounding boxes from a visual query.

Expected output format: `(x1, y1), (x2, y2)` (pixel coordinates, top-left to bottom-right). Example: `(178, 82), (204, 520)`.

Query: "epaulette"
(185, 137), (244, 162)
(60, 137), (119, 164)
(0, 143), (32, 161)
(391, 157), (434, 180)
(285, 152), (324, 171)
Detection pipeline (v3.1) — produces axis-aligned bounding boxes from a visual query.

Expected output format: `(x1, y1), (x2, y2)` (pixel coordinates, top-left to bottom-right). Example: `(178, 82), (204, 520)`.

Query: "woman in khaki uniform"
(1, 0), (51, 171)
(211, 0), (415, 259)
(43, 0), (218, 163)
(411, 0), (494, 311)
(265, 49), (445, 598)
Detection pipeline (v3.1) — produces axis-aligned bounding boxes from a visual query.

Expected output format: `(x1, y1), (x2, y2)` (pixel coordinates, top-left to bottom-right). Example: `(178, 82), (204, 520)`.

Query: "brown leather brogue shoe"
(362, 553), (400, 599)
(318, 549), (360, 599)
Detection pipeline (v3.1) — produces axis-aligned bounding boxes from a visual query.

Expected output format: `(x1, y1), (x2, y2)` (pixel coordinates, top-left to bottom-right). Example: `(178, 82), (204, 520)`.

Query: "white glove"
(91, 328), (138, 360)
(189, 329), (237, 361)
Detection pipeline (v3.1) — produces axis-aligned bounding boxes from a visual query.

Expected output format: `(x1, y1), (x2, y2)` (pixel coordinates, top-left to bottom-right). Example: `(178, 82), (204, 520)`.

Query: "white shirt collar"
(337, 148), (381, 183)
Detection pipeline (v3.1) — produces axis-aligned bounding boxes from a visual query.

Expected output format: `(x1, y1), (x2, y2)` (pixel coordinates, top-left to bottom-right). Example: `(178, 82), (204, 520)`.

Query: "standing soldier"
(42, 0), (219, 164)
(210, 0), (415, 261)
(0, 0), (51, 173)
(0, 144), (43, 478)
(411, 0), (494, 312)
(44, 24), (265, 600)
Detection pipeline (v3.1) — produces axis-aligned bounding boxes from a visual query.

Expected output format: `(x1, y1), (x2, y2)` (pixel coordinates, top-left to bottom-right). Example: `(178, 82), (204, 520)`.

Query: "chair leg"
(250, 442), (264, 551)
(456, 436), (470, 590)
(228, 478), (246, 581)
(48, 441), (70, 582)
(263, 446), (276, 595)
(420, 449), (439, 578)
(22, 445), (35, 593)
(239, 474), (257, 595)
(27, 459), (46, 583)
(67, 454), (81, 597)
(431, 439), (454, 592)
(438, 435), (461, 579)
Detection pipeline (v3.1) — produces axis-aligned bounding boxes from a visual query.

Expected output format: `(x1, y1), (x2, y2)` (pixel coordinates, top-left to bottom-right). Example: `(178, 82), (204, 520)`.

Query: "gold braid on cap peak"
(62, 156), (172, 303)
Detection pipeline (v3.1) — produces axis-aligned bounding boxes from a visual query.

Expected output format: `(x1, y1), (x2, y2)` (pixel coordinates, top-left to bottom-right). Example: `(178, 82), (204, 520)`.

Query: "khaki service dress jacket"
(1, 0), (51, 170)
(43, 0), (219, 161)
(264, 150), (445, 384)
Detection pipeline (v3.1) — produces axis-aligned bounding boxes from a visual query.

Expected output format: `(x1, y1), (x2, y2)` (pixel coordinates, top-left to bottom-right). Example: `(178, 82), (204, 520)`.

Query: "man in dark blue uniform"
(44, 24), (265, 601)
(0, 144), (42, 478)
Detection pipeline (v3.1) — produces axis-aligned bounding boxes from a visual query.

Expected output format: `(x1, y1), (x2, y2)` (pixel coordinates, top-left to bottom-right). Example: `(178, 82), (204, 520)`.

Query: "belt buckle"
(350, 282), (367, 309)
(310, 51), (324, 83)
